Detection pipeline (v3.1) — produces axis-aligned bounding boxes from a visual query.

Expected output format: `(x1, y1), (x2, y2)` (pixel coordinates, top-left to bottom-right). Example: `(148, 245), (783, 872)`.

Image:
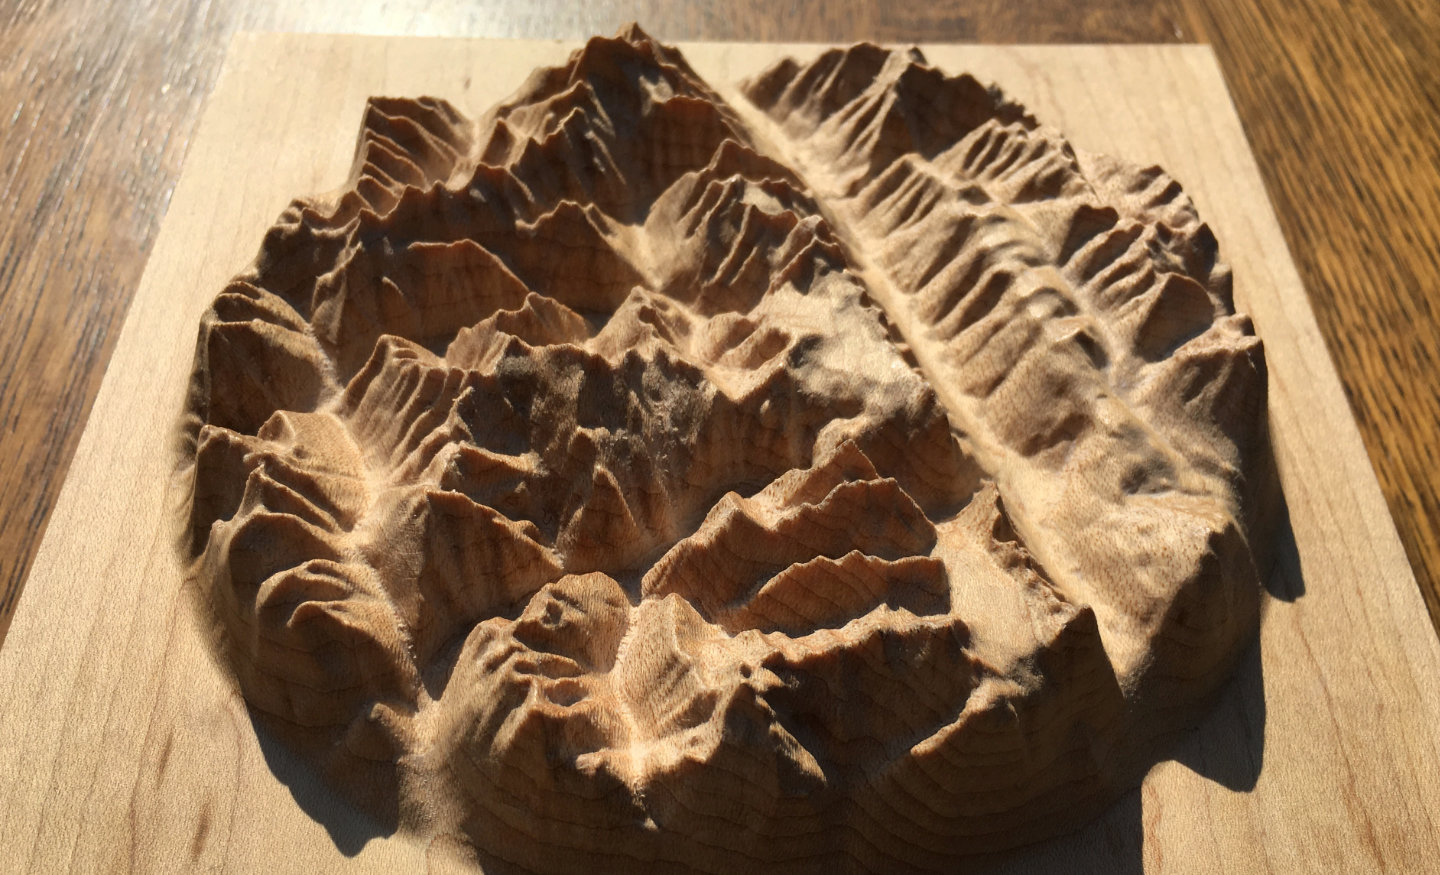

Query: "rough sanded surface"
(177, 26), (1270, 871)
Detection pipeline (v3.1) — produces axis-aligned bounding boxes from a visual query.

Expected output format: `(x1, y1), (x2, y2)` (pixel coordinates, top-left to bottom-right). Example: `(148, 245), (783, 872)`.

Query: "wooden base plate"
(1, 35), (1436, 872)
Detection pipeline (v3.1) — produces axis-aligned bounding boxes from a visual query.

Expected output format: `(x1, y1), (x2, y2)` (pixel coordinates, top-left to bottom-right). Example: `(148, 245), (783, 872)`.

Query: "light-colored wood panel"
(0, 35), (1435, 873)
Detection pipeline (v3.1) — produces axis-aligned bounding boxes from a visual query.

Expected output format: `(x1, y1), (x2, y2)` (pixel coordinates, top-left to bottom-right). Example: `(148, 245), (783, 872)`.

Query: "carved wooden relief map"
(177, 25), (1271, 872)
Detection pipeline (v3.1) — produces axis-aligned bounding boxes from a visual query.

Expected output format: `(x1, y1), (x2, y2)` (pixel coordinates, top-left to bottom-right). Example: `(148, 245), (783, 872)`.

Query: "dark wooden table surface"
(1, 0), (1437, 648)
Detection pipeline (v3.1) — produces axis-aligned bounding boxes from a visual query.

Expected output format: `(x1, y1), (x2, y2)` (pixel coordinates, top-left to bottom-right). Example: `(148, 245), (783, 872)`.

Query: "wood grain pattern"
(1, 34), (1436, 873)
(1177, 0), (1440, 636)
(172, 31), (1272, 866)
(1, 0), (1436, 651)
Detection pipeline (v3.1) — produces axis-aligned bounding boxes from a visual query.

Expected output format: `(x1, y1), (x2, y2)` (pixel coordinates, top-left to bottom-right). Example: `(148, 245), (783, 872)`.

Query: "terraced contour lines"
(178, 25), (1271, 872)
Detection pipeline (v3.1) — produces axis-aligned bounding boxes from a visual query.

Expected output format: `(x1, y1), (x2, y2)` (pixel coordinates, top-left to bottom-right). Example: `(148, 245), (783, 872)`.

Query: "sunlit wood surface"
(0, 12), (1437, 873)
(0, 2), (1435, 649)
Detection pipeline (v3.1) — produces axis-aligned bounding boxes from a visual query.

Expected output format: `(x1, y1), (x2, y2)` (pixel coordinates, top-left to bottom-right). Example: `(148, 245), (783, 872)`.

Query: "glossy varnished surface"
(0, 1), (1435, 649)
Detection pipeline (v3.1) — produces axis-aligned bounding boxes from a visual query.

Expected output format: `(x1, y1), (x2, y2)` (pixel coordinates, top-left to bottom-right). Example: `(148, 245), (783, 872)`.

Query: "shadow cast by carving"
(197, 23), (1282, 873)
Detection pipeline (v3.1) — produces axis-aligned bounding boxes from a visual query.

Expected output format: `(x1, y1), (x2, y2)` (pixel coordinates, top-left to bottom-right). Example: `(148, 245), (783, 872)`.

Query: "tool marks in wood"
(178, 25), (1269, 871)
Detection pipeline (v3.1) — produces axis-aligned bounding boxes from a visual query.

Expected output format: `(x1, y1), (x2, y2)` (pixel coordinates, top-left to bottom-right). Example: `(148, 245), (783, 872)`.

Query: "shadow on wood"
(189, 27), (1276, 871)
(250, 708), (400, 857)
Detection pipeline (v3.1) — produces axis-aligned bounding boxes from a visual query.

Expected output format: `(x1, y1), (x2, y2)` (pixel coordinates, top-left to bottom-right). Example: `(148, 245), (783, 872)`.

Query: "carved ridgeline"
(177, 24), (1269, 871)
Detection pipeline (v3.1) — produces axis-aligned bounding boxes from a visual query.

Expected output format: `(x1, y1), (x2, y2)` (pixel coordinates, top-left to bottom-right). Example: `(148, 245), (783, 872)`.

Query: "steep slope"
(177, 25), (1270, 871)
